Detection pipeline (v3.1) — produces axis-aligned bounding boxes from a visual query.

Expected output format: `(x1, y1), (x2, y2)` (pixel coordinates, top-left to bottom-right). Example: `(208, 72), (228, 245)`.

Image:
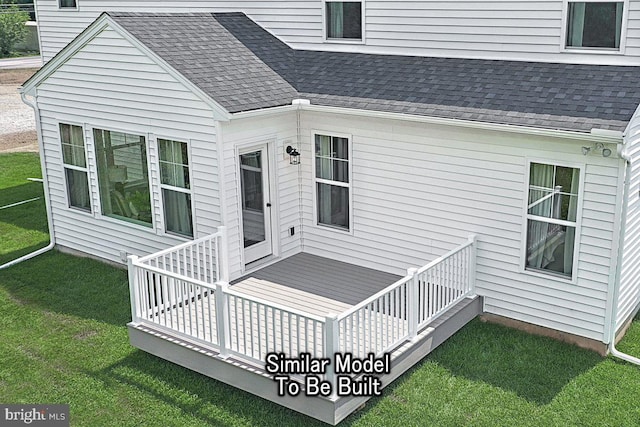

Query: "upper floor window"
(325, 1), (362, 40)
(94, 128), (152, 228)
(59, 0), (77, 8)
(566, 1), (623, 50)
(525, 162), (581, 280)
(60, 123), (90, 212)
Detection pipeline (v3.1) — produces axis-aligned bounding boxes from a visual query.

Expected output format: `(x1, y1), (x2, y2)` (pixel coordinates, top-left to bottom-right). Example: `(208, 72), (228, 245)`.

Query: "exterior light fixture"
(582, 142), (612, 157)
(286, 146), (300, 165)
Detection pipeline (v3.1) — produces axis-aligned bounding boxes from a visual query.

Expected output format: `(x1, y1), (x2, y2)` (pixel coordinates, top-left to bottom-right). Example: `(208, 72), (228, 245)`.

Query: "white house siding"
(36, 0), (640, 66)
(36, 27), (220, 264)
(219, 113), (301, 279)
(299, 111), (620, 341)
(617, 111), (640, 329)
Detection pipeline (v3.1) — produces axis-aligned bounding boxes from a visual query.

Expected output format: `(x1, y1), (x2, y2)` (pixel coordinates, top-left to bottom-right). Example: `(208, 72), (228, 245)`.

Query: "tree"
(0, 4), (29, 56)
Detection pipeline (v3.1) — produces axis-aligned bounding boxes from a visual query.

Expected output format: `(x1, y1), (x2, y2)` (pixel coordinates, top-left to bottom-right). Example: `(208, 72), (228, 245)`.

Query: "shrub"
(0, 4), (29, 57)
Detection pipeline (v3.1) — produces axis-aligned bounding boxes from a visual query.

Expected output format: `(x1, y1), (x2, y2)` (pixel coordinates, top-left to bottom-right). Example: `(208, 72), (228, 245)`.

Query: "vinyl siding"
(220, 113), (301, 279)
(299, 111), (618, 341)
(617, 110), (640, 328)
(37, 27), (220, 264)
(36, 0), (640, 65)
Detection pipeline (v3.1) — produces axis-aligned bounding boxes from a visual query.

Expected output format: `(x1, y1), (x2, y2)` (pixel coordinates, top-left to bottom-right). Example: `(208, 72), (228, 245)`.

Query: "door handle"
(266, 203), (272, 207)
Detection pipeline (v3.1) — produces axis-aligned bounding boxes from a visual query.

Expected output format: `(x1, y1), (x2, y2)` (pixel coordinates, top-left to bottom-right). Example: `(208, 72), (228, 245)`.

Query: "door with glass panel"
(240, 146), (272, 264)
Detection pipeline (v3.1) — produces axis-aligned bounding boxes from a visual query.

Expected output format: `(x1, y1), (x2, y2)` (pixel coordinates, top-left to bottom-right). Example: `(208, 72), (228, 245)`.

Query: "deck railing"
(129, 230), (477, 384)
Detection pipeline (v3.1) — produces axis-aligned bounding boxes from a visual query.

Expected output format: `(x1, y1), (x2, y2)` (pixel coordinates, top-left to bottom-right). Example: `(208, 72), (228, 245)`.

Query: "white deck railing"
(129, 230), (478, 386)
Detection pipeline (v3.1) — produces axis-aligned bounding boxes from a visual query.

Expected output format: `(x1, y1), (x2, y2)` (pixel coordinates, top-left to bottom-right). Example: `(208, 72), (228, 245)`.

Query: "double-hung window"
(158, 139), (193, 237)
(525, 162), (581, 279)
(325, 1), (363, 40)
(565, 1), (624, 50)
(94, 128), (152, 227)
(60, 123), (90, 212)
(315, 134), (350, 231)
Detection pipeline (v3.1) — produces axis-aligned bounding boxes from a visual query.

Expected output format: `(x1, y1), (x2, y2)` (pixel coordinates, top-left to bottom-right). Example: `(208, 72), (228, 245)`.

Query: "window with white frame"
(325, 1), (362, 40)
(58, 0), (77, 8)
(93, 128), (152, 227)
(566, 1), (624, 49)
(60, 123), (90, 212)
(525, 162), (580, 279)
(315, 134), (350, 230)
(158, 139), (193, 237)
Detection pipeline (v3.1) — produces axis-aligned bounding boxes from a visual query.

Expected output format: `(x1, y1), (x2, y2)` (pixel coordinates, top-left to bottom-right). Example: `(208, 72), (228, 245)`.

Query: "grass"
(2, 152), (640, 426)
(0, 152), (49, 266)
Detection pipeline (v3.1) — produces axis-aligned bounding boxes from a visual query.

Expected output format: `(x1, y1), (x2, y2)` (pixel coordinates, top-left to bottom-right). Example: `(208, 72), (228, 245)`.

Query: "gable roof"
(25, 11), (640, 133)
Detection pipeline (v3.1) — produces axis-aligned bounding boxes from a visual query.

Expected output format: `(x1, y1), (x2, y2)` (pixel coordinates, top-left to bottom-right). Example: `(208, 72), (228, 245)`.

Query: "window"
(60, 123), (90, 212)
(566, 1), (624, 49)
(58, 0), (77, 8)
(525, 162), (580, 279)
(159, 139), (193, 237)
(94, 128), (152, 227)
(315, 134), (350, 230)
(326, 1), (362, 40)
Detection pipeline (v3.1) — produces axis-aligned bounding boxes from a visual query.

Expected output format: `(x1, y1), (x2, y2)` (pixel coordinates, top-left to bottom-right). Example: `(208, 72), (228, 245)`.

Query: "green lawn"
(1, 153), (640, 426)
(0, 153), (49, 266)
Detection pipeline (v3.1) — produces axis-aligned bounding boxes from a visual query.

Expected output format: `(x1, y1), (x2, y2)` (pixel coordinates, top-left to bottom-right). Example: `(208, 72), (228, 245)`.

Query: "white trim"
(560, 0), (629, 54)
(232, 103), (624, 146)
(156, 137), (196, 240)
(520, 158), (586, 285)
(311, 130), (354, 235)
(322, 0), (366, 44)
(57, 121), (92, 214)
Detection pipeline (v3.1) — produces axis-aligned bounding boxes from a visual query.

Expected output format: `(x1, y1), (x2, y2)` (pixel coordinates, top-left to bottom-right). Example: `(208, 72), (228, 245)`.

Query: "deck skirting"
(128, 296), (482, 425)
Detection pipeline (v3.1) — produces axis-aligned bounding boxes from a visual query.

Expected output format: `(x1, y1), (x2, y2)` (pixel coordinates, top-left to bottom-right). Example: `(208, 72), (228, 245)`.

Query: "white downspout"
(608, 143), (640, 365)
(0, 91), (55, 270)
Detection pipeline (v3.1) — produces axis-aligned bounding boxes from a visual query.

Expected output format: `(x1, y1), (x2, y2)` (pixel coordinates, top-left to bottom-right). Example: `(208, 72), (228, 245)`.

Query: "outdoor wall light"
(286, 146), (300, 165)
(582, 142), (612, 157)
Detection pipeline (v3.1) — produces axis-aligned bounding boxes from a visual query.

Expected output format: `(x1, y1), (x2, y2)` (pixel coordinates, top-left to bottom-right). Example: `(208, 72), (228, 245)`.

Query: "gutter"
(608, 142), (640, 365)
(0, 91), (55, 270)
(231, 99), (624, 145)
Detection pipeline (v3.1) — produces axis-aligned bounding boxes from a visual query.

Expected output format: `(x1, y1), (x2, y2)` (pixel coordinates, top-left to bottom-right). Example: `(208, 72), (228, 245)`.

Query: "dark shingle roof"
(109, 12), (640, 132)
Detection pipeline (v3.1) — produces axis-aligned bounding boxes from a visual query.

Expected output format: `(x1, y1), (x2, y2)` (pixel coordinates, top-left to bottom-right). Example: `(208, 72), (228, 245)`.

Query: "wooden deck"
(128, 249), (482, 425)
(231, 253), (403, 317)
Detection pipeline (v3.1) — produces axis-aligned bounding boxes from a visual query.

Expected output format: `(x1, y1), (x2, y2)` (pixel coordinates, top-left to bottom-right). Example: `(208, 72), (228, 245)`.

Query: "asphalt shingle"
(109, 12), (640, 132)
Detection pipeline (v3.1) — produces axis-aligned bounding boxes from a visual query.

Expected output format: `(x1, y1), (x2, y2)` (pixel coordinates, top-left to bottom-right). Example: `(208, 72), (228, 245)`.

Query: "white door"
(240, 145), (273, 264)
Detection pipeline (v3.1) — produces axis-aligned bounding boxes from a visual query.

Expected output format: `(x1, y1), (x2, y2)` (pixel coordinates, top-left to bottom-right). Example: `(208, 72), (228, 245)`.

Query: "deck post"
(218, 226), (230, 283)
(324, 313), (339, 396)
(128, 255), (140, 324)
(215, 281), (230, 358)
(407, 268), (419, 340)
(467, 234), (478, 296)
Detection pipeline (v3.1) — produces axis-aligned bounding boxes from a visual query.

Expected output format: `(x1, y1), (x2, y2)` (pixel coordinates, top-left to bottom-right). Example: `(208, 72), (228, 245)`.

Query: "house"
(18, 2), (640, 424)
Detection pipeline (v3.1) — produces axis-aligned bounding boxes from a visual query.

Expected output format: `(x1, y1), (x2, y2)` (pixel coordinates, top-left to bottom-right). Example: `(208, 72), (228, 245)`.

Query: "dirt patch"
(0, 68), (39, 153)
(0, 130), (38, 153)
(0, 68), (38, 85)
(73, 330), (98, 341)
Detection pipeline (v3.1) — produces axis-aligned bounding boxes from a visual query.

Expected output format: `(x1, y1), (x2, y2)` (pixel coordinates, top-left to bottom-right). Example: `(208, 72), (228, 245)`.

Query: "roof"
(35, 11), (640, 132)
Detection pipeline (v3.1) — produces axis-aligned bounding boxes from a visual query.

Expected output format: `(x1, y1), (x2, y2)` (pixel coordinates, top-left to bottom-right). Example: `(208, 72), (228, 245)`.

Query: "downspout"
(0, 92), (55, 270)
(608, 143), (640, 365)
